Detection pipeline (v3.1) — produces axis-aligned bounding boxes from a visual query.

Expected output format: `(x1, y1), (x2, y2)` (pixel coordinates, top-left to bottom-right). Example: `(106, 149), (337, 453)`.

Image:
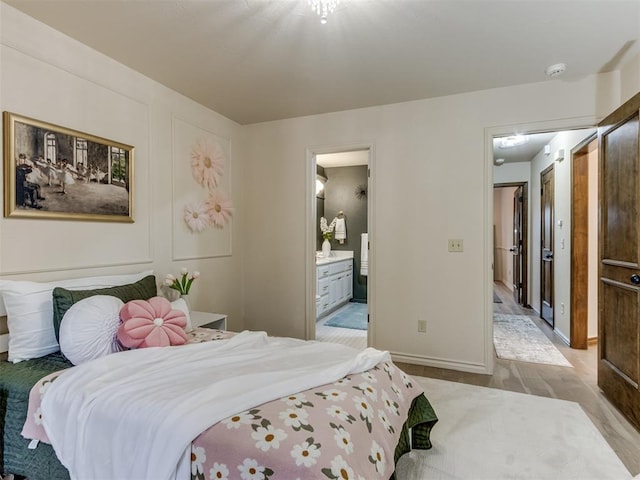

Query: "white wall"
(493, 162), (530, 186)
(529, 128), (596, 344)
(0, 4), (246, 330)
(243, 76), (619, 373)
(621, 52), (640, 103)
(587, 143), (599, 339)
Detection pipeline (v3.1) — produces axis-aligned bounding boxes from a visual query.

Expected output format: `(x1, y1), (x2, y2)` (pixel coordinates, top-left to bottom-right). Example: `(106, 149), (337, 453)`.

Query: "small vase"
(322, 238), (331, 257)
(180, 294), (191, 312)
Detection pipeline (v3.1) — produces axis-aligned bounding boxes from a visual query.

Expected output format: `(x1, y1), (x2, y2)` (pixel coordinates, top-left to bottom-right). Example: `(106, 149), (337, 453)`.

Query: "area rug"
(324, 302), (367, 330)
(395, 377), (634, 480)
(493, 313), (573, 367)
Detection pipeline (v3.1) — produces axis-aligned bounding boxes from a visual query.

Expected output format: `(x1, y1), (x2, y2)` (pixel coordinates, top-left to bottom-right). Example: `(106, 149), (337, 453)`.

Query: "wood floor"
(397, 282), (640, 477)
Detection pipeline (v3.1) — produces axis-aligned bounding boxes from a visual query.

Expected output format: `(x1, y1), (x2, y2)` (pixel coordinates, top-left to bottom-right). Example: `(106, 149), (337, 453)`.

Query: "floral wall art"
(172, 116), (233, 260)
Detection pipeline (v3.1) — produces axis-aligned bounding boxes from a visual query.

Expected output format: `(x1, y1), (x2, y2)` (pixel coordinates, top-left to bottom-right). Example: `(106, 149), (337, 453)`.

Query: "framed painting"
(3, 111), (134, 222)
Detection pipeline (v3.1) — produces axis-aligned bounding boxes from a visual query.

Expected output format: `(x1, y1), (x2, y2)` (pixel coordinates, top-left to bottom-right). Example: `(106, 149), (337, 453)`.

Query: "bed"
(1, 328), (438, 480)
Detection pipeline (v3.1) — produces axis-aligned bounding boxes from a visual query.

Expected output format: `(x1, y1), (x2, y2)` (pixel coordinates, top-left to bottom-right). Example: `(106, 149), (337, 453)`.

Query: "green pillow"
(52, 275), (158, 342)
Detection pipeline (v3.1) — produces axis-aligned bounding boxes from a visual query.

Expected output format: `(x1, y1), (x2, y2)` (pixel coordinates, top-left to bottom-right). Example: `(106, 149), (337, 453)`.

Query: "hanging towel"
(335, 218), (346, 244)
(360, 233), (368, 276)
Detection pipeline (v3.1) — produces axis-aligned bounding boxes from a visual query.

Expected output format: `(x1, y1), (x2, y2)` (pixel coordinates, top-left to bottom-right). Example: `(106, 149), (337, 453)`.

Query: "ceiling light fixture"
(498, 135), (528, 149)
(309, 0), (340, 24)
(494, 158), (505, 166)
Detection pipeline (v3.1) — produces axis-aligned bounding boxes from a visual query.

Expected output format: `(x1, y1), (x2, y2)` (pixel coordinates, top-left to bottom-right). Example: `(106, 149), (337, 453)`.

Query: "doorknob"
(509, 247), (517, 253)
(631, 274), (640, 285)
(544, 253), (553, 259)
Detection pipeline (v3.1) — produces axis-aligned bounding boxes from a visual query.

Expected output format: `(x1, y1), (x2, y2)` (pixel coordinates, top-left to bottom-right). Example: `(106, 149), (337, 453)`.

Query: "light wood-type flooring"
(397, 281), (640, 477)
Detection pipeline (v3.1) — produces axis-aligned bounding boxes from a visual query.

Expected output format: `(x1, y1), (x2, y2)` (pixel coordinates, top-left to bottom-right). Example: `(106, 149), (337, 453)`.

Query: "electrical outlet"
(448, 239), (464, 252)
(418, 320), (427, 333)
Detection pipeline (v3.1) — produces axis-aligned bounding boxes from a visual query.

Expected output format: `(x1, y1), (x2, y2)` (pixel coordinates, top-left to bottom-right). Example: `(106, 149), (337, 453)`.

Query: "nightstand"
(190, 311), (227, 330)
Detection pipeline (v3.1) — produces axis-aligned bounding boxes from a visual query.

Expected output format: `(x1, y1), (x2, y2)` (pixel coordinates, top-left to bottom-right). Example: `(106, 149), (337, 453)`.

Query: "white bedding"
(41, 330), (390, 480)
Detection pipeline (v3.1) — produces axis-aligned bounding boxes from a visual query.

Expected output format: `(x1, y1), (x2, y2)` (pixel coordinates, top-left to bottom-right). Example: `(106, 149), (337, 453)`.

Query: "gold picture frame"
(3, 111), (134, 222)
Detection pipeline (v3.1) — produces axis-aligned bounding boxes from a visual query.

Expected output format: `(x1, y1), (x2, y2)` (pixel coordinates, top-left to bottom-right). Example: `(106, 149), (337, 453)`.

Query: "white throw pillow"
(171, 298), (193, 332)
(59, 295), (125, 365)
(0, 270), (153, 362)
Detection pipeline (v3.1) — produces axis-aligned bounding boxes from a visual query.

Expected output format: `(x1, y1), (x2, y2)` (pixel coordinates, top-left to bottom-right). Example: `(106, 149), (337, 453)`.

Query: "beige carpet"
(493, 313), (573, 367)
(395, 377), (634, 480)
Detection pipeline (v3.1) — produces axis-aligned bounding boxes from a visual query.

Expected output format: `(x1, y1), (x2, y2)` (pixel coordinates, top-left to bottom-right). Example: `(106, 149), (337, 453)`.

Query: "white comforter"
(41, 330), (390, 480)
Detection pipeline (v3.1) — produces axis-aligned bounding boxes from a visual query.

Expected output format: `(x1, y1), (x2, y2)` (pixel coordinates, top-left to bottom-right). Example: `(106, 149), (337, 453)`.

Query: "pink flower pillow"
(117, 296), (188, 348)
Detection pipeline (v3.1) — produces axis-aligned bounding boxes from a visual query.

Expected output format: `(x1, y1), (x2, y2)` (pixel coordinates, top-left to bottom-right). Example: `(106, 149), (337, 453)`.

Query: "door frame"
(493, 182), (529, 307)
(570, 132), (597, 349)
(485, 116), (597, 374)
(305, 142), (375, 347)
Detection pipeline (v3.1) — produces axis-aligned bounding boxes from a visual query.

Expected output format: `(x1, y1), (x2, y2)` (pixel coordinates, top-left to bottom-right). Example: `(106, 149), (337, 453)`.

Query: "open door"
(511, 186), (525, 304)
(598, 91), (640, 430)
(570, 134), (597, 350)
(540, 165), (554, 327)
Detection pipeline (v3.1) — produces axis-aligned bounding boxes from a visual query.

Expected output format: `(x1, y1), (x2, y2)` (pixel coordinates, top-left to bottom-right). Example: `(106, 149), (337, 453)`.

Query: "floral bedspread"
(191, 359), (421, 480)
(23, 329), (427, 480)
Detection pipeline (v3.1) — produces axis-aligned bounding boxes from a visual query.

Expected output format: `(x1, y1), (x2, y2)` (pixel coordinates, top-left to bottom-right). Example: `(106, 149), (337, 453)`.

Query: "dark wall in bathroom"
(317, 165), (325, 251)
(317, 197), (325, 251)
(323, 165), (368, 302)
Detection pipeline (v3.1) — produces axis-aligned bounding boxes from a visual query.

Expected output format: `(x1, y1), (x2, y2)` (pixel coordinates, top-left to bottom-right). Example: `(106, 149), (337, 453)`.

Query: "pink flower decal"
(190, 137), (225, 190)
(204, 190), (234, 228)
(117, 297), (188, 348)
(184, 201), (210, 233)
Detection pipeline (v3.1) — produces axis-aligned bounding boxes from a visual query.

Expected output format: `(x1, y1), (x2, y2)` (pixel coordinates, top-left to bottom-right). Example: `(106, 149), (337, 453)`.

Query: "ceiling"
(493, 131), (558, 164)
(4, 0), (640, 125)
(317, 150), (369, 168)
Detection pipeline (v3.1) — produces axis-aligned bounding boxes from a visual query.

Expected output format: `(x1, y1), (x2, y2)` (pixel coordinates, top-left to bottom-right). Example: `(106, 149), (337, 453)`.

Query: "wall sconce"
(554, 149), (565, 162)
(316, 174), (327, 196)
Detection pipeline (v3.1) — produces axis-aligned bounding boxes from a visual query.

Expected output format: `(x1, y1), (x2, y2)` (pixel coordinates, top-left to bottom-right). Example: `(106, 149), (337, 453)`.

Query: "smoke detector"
(545, 63), (567, 78)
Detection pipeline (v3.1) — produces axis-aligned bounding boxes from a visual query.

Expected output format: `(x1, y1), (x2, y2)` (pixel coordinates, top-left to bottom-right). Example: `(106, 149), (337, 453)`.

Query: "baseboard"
(554, 329), (570, 346)
(390, 352), (490, 375)
(588, 336), (598, 345)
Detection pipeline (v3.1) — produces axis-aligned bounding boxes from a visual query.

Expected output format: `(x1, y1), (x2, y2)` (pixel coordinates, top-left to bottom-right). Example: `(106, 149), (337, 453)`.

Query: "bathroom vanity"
(316, 251), (353, 319)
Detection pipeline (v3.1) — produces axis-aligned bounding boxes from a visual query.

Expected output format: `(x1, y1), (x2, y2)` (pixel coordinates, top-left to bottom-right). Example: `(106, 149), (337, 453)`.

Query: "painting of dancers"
(3, 112), (133, 222)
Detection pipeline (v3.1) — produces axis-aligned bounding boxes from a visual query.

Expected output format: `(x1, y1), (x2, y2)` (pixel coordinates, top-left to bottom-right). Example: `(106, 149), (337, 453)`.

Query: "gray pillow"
(52, 275), (157, 342)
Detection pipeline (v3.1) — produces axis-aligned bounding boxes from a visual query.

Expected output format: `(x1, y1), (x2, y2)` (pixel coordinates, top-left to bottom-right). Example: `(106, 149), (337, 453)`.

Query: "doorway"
(491, 128), (596, 357)
(309, 148), (370, 350)
(494, 183), (529, 307)
(570, 134), (598, 349)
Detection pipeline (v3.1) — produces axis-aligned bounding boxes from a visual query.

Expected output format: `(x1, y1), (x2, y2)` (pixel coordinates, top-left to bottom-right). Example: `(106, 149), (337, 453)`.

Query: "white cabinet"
(316, 259), (353, 319)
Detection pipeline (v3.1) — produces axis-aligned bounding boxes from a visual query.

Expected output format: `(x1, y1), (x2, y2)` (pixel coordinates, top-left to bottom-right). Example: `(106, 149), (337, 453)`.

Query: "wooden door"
(598, 91), (640, 430)
(541, 165), (554, 327)
(512, 186), (524, 304)
(570, 137), (596, 350)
